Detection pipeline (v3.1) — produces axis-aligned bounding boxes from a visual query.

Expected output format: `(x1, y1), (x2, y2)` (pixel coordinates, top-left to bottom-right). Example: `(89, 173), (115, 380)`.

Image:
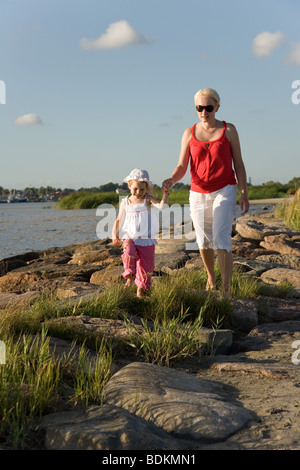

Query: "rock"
(256, 254), (300, 269)
(155, 240), (189, 254)
(233, 258), (275, 277)
(211, 361), (289, 380)
(249, 320), (300, 337)
(46, 315), (145, 344)
(56, 281), (101, 299)
(231, 298), (258, 333)
(41, 404), (185, 450)
(239, 320), (300, 352)
(185, 253), (205, 270)
(68, 244), (120, 266)
(258, 296), (300, 323)
(232, 239), (259, 256)
(0, 252), (40, 276)
(235, 217), (293, 242)
(199, 327), (233, 355)
(231, 239), (278, 259)
(0, 291), (40, 309)
(68, 248), (112, 266)
(0, 272), (42, 293)
(260, 234), (300, 256)
(103, 362), (255, 443)
(235, 219), (267, 241)
(0, 258), (27, 276)
(90, 266), (124, 286)
(47, 336), (97, 363)
(12, 262), (99, 281)
(155, 251), (190, 271)
(260, 268), (300, 290)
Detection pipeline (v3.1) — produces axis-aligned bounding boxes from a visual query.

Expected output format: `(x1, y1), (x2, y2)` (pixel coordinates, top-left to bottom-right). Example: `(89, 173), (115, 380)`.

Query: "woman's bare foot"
(205, 276), (216, 291)
(220, 288), (233, 300)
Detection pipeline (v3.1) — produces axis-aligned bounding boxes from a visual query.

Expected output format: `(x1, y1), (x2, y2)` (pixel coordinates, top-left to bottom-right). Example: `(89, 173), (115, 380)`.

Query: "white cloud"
(284, 42), (300, 65)
(14, 113), (43, 126)
(252, 31), (285, 57)
(79, 20), (149, 50)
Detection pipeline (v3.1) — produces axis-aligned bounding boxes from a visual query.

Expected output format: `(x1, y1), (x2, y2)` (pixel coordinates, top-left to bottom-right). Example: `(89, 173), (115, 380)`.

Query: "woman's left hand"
(239, 193), (250, 215)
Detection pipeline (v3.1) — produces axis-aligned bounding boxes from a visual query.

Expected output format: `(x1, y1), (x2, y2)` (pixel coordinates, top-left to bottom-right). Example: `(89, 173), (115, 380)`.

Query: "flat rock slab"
(261, 267), (300, 290)
(41, 404), (186, 450)
(0, 291), (40, 309)
(239, 320), (300, 351)
(47, 314), (144, 342)
(235, 218), (292, 241)
(233, 257), (275, 276)
(155, 251), (190, 270)
(256, 254), (300, 270)
(259, 296), (300, 323)
(103, 362), (255, 443)
(260, 234), (300, 256)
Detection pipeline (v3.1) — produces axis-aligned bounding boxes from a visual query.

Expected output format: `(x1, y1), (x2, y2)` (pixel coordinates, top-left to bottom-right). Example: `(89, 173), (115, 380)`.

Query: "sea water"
(0, 201), (271, 259)
(0, 202), (100, 259)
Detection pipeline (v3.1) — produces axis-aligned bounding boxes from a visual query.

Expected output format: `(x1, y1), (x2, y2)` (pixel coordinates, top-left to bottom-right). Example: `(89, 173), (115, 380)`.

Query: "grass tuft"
(274, 189), (300, 230)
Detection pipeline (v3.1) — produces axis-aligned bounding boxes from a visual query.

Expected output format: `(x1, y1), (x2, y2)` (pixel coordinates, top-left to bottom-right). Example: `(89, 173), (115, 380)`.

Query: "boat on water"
(7, 191), (28, 203)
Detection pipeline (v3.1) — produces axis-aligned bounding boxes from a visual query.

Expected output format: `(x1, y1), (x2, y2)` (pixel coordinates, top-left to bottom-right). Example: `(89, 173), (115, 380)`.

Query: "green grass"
(54, 180), (299, 210)
(0, 328), (112, 448)
(124, 309), (204, 367)
(245, 186), (288, 200)
(274, 189), (300, 230)
(55, 191), (120, 209)
(55, 189), (192, 209)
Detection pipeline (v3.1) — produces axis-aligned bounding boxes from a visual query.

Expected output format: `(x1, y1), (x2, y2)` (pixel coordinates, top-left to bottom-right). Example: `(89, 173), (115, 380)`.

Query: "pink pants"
(122, 239), (155, 290)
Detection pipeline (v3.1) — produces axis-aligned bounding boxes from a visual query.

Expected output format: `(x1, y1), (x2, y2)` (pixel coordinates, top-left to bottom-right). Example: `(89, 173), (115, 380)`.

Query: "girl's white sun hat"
(124, 168), (152, 186)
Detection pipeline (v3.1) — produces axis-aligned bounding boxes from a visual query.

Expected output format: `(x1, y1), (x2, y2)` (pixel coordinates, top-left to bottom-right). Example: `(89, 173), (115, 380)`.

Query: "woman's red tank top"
(189, 121), (237, 193)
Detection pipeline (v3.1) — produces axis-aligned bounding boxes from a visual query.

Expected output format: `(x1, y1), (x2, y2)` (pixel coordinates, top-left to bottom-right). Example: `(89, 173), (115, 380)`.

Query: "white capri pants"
(189, 184), (237, 252)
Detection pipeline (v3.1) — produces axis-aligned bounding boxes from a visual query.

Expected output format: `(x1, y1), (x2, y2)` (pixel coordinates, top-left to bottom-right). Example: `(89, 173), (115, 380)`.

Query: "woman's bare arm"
(162, 127), (192, 191)
(226, 123), (249, 215)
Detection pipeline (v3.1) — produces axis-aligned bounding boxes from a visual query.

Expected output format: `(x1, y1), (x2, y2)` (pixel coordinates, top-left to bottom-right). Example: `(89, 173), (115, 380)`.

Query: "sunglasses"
(195, 105), (215, 113)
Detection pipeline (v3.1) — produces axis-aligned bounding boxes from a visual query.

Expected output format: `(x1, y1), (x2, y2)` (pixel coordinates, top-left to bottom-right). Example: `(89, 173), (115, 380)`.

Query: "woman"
(162, 88), (249, 294)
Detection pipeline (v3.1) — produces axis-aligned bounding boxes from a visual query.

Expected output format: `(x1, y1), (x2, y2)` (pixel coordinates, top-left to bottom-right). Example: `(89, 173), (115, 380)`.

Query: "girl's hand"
(112, 236), (120, 245)
(162, 178), (174, 192)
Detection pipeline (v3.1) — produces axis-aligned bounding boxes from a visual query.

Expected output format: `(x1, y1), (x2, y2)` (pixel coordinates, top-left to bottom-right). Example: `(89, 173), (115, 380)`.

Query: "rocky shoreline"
(0, 211), (300, 450)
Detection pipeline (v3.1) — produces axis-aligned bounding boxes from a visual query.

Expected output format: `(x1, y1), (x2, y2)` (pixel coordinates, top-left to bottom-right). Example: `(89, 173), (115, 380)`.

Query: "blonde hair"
(194, 88), (220, 106)
(128, 179), (150, 192)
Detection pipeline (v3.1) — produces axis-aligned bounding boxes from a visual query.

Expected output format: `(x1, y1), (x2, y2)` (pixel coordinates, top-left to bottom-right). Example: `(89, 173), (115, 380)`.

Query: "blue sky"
(1, 0), (299, 190)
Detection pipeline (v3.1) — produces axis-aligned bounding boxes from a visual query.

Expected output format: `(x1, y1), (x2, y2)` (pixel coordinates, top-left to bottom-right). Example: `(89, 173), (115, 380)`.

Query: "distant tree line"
(1, 177), (299, 198)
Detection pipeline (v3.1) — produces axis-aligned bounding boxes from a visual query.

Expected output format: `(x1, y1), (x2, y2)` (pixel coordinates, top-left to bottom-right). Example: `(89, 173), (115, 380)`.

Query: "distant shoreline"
(248, 197), (291, 205)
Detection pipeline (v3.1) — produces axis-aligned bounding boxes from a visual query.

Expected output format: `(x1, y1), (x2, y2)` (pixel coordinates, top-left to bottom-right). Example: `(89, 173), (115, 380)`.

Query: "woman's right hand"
(162, 178), (174, 192)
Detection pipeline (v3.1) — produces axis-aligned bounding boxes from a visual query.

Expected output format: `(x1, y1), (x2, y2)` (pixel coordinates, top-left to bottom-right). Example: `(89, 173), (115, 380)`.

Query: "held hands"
(162, 177), (174, 192)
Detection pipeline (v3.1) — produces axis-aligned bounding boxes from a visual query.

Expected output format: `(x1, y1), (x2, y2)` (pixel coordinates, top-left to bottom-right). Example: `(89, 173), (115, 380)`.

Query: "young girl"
(112, 168), (169, 297)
